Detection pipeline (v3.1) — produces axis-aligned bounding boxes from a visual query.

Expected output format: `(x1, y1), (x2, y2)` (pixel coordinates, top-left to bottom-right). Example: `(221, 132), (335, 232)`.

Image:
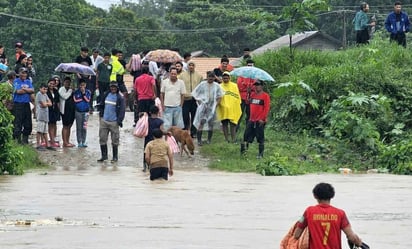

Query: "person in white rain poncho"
(192, 71), (224, 146)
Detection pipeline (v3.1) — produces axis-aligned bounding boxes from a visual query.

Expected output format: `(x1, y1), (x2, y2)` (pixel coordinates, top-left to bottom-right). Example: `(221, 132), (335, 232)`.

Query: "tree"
(280, 0), (330, 59)
(166, 0), (279, 56)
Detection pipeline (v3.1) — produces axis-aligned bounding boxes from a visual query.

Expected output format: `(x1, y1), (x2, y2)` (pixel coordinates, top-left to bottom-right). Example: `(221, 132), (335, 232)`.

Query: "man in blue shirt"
(385, 1), (410, 47)
(13, 67), (34, 144)
(97, 81), (125, 163)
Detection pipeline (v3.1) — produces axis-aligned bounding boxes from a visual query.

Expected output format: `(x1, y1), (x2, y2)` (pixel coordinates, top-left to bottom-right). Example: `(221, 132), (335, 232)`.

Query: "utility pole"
(342, 10), (347, 49)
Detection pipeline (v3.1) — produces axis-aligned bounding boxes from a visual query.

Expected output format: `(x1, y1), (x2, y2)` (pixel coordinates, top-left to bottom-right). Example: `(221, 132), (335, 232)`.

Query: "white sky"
(86, 0), (120, 10)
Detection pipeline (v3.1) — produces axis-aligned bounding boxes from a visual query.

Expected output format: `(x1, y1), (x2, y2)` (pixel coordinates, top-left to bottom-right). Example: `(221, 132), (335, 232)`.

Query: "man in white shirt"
(160, 67), (186, 130)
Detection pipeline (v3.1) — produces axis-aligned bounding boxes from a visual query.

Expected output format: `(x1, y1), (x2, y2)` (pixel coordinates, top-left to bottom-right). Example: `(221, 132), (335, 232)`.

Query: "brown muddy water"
(0, 112), (411, 249)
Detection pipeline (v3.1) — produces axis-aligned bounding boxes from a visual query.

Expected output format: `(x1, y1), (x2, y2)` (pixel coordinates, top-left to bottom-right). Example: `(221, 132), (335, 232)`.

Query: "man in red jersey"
(240, 80), (270, 159)
(294, 182), (363, 249)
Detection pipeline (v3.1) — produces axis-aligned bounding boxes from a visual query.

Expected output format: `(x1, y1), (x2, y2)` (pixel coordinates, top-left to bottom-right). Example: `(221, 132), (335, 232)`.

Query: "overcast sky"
(86, 0), (119, 10)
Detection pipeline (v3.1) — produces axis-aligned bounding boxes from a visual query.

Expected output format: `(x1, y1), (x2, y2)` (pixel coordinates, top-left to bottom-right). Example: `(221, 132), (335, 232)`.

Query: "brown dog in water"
(167, 126), (195, 157)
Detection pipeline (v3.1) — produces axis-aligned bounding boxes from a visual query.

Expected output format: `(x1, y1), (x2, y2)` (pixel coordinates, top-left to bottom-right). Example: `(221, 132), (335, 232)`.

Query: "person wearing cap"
(97, 81), (125, 163)
(12, 67), (34, 144)
(236, 59), (256, 132)
(46, 78), (61, 147)
(192, 71), (224, 145)
(217, 72), (241, 143)
(15, 42), (26, 61)
(240, 80), (270, 159)
(179, 60), (203, 137)
(73, 79), (91, 147)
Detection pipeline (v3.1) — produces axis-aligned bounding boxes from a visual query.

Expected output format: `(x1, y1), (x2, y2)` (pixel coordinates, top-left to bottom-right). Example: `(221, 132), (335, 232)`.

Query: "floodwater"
(0, 112), (411, 249)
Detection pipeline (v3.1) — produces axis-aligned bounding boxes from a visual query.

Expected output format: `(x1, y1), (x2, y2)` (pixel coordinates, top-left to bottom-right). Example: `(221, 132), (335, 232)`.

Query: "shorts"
(163, 106), (184, 130)
(150, 167), (169, 181)
(118, 82), (127, 93)
(243, 121), (265, 144)
(221, 119), (235, 126)
(37, 120), (48, 134)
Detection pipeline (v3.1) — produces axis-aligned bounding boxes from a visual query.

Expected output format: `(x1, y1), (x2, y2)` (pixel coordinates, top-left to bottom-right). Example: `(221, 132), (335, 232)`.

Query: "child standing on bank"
(35, 83), (54, 150)
(73, 79), (91, 147)
(144, 128), (174, 180)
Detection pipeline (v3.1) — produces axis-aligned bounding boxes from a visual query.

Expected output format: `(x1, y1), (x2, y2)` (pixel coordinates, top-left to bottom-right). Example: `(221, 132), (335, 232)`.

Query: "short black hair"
(152, 128), (163, 138)
(103, 52), (111, 57)
(142, 67), (149, 74)
(64, 76), (71, 82)
(40, 83), (48, 89)
(81, 47), (89, 52)
(395, 1), (402, 6)
(312, 182), (335, 200)
(111, 48), (118, 56)
(183, 52), (191, 59)
(175, 61), (183, 67)
(221, 57), (229, 63)
(149, 105), (159, 115)
(207, 71), (215, 77)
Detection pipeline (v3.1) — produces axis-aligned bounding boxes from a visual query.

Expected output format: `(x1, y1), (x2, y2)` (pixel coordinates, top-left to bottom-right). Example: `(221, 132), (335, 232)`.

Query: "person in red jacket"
(240, 80), (270, 159)
(236, 59), (256, 132)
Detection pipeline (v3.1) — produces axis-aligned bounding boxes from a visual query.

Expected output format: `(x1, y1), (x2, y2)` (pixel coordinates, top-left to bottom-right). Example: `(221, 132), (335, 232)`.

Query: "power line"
(0, 12), (250, 33)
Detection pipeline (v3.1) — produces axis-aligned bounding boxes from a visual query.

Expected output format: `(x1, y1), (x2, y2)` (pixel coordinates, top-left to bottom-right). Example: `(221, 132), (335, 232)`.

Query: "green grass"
(199, 125), (367, 175)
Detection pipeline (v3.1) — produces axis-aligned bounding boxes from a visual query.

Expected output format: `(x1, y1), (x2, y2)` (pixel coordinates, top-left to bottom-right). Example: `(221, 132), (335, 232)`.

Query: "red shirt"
(236, 76), (256, 100)
(297, 204), (350, 249)
(249, 91), (270, 122)
(134, 74), (155, 100)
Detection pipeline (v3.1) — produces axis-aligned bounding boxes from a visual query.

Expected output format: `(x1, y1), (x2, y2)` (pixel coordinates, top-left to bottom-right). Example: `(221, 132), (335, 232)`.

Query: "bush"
(252, 36), (412, 174)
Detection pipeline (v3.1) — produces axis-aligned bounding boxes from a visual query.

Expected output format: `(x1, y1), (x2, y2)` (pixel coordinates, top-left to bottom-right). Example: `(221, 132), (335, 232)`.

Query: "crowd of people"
(1, 41), (272, 181)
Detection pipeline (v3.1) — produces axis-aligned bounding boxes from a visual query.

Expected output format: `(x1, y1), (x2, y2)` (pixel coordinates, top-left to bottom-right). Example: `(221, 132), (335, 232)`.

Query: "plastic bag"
(133, 112), (148, 138)
(167, 135), (180, 154)
(155, 97), (163, 117)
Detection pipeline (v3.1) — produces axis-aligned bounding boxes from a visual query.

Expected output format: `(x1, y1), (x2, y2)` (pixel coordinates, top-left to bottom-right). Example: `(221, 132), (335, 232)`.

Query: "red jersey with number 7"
(297, 203), (350, 249)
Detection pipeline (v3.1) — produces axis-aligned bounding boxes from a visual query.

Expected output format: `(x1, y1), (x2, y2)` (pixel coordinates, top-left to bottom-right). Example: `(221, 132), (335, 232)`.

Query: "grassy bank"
(198, 125), (366, 175)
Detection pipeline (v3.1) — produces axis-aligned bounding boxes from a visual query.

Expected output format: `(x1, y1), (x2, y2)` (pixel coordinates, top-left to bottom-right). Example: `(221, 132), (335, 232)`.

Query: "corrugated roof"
(124, 57), (237, 91)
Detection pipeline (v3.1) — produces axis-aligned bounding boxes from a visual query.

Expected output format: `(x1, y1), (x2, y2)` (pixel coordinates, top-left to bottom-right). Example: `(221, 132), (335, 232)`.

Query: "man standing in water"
(145, 128), (174, 180)
(294, 182), (364, 249)
(97, 81), (125, 163)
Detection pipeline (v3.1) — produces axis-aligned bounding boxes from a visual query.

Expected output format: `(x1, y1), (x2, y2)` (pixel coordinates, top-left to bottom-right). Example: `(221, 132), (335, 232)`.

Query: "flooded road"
(0, 113), (411, 249)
